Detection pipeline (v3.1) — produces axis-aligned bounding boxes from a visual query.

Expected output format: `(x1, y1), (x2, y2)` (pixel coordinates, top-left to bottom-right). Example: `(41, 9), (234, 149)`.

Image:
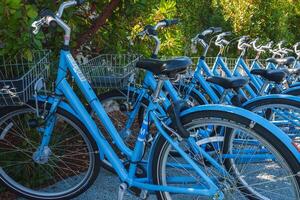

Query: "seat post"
(153, 76), (165, 101)
(259, 81), (269, 95)
(219, 89), (229, 103)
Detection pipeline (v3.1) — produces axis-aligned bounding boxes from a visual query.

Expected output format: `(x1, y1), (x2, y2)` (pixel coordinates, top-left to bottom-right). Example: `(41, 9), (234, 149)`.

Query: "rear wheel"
(243, 97), (300, 139)
(0, 101), (100, 200)
(152, 110), (300, 199)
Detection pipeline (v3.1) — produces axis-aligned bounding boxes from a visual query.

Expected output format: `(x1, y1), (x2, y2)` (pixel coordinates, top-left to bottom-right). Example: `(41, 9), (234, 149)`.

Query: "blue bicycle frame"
(35, 49), (237, 197)
(35, 49), (300, 198)
(116, 55), (300, 161)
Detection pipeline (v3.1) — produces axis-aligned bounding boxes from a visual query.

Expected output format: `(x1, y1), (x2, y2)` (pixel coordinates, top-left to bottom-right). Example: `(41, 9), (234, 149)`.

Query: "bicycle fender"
(290, 82), (300, 88)
(283, 86), (300, 96)
(242, 94), (300, 108)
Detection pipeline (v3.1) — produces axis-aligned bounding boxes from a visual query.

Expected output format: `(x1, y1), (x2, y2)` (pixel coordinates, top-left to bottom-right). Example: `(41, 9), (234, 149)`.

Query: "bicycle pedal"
(117, 183), (127, 200)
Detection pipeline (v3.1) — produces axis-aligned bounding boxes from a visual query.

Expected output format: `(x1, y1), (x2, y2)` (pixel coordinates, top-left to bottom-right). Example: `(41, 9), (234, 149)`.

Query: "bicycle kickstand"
(118, 183), (128, 200)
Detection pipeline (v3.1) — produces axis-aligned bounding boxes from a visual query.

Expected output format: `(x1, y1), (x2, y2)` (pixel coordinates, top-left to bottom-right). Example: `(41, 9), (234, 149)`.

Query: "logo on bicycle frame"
(67, 54), (87, 81)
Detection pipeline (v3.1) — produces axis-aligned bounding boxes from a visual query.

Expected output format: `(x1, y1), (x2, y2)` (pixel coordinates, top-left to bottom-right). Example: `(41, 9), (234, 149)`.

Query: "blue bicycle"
(93, 23), (300, 199)
(206, 35), (300, 97)
(0, 1), (299, 200)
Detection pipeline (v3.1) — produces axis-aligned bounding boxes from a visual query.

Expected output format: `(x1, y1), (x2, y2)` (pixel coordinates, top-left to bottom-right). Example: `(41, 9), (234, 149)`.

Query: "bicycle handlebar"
(237, 36), (251, 50)
(159, 19), (179, 27)
(270, 40), (294, 57)
(191, 27), (222, 51)
(137, 19), (179, 57)
(251, 38), (273, 54)
(31, 0), (83, 46)
(215, 32), (231, 47)
(294, 42), (300, 55)
(200, 27), (222, 37)
(76, 0), (85, 5)
(138, 19), (179, 38)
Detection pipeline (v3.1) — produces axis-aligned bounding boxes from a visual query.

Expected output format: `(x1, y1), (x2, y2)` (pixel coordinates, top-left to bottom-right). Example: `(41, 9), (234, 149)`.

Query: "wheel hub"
(32, 146), (52, 164)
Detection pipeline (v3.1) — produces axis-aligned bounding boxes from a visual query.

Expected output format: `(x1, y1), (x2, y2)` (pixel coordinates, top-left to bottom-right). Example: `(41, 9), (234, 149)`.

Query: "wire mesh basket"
(80, 54), (141, 88)
(0, 50), (50, 106)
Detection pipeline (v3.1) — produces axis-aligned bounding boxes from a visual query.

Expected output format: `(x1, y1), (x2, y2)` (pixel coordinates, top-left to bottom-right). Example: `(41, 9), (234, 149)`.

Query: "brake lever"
(31, 17), (46, 35)
(137, 30), (146, 39)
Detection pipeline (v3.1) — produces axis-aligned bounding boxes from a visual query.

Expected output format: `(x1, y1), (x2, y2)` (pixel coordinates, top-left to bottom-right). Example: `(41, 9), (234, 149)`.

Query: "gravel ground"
(74, 169), (156, 200)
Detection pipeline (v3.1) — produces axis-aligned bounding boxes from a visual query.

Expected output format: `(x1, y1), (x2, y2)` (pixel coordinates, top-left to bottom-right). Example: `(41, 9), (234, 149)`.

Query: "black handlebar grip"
(49, 20), (57, 31)
(76, 0), (85, 5)
(222, 39), (230, 45)
(39, 8), (55, 18)
(144, 25), (158, 36)
(161, 19), (179, 27)
(212, 27), (222, 33)
(223, 31), (232, 36)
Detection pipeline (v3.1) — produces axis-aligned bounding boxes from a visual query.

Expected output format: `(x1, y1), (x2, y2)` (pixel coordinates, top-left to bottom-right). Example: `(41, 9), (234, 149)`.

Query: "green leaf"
(7, 0), (22, 9)
(27, 6), (37, 18)
(24, 49), (33, 61)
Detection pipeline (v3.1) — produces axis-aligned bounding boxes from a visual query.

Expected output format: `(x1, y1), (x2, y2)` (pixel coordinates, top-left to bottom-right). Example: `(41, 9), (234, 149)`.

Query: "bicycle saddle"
(266, 57), (296, 67)
(135, 56), (192, 78)
(251, 69), (286, 83)
(206, 76), (249, 90)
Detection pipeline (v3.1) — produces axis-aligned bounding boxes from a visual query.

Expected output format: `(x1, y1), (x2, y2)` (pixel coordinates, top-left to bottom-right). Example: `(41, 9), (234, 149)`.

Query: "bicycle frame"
(211, 55), (256, 98)
(175, 56), (300, 134)
(29, 49), (300, 200)
(119, 56), (300, 161)
(35, 49), (233, 197)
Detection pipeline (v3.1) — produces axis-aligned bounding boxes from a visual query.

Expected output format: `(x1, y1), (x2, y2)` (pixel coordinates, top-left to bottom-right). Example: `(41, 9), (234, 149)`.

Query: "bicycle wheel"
(172, 83), (207, 106)
(243, 97), (300, 139)
(152, 110), (300, 200)
(0, 101), (100, 200)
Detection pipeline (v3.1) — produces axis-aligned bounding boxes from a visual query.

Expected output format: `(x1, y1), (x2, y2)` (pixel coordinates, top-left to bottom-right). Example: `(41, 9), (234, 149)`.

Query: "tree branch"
(75, 0), (121, 52)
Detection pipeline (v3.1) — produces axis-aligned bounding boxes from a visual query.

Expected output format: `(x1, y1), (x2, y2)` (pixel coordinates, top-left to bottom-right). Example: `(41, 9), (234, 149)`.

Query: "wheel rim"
(250, 104), (300, 139)
(0, 108), (95, 198)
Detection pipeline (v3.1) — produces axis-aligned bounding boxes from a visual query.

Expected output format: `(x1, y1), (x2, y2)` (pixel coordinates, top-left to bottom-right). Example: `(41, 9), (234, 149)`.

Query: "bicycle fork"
(32, 97), (61, 164)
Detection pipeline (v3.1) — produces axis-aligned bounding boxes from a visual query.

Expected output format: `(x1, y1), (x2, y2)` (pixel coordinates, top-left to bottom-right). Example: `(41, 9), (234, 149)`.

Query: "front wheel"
(0, 101), (100, 200)
(152, 110), (300, 199)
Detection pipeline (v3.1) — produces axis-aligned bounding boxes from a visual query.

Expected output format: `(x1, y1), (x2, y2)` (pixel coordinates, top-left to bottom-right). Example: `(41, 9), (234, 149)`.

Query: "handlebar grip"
(211, 27), (222, 33)
(76, 0), (85, 5)
(223, 39), (230, 45)
(220, 31), (231, 37)
(143, 25), (157, 36)
(39, 8), (55, 18)
(160, 19), (179, 27)
(49, 20), (57, 31)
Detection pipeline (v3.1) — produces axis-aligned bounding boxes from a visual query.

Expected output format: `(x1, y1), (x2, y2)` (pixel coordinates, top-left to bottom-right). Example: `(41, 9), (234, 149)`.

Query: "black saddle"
(206, 76), (249, 90)
(266, 57), (296, 67)
(135, 56), (192, 78)
(251, 69), (286, 83)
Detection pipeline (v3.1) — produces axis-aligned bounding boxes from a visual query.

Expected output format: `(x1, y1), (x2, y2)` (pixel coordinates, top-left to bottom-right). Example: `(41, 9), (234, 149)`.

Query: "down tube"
(57, 78), (129, 180)
(144, 111), (221, 197)
(63, 50), (132, 157)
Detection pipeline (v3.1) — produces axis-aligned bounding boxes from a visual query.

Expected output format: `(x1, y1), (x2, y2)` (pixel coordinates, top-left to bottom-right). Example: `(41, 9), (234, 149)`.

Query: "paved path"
(74, 169), (156, 200)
